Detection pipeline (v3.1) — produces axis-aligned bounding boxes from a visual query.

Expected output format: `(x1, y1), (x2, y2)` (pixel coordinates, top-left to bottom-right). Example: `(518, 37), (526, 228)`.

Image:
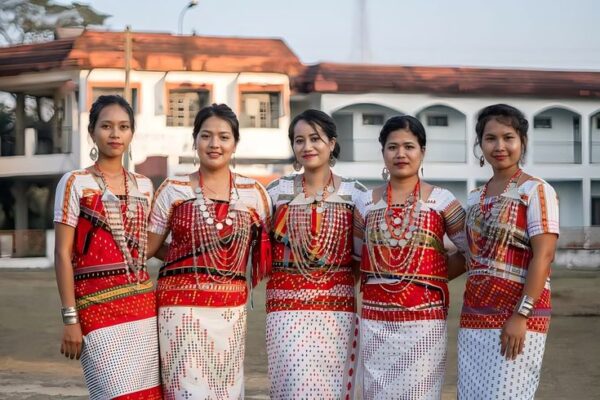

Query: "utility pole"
(124, 25), (132, 170)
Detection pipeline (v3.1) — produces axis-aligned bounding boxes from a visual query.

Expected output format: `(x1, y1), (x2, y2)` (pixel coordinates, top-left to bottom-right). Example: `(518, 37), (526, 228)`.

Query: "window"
(90, 86), (139, 113)
(593, 197), (600, 226)
(427, 115), (448, 127)
(362, 113), (384, 125)
(534, 117), (552, 129)
(167, 89), (210, 127)
(240, 92), (280, 128)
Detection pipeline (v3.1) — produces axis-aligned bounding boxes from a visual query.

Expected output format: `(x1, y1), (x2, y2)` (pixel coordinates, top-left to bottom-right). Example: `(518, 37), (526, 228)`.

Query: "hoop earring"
(89, 145), (98, 161)
(420, 165), (424, 176)
(293, 160), (302, 172)
(128, 146), (132, 161)
(479, 155), (485, 167)
(329, 154), (337, 167)
(231, 154), (236, 169)
(381, 167), (390, 181)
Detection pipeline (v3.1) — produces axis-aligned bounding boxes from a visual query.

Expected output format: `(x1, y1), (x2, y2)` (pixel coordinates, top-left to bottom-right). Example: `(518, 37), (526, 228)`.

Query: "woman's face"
(292, 119), (335, 171)
(90, 104), (133, 161)
(382, 129), (424, 180)
(480, 118), (524, 171)
(195, 116), (237, 171)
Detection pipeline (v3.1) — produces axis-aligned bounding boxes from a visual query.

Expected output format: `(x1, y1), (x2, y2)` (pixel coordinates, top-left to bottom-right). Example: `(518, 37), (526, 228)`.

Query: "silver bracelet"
(515, 294), (535, 318)
(61, 306), (79, 325)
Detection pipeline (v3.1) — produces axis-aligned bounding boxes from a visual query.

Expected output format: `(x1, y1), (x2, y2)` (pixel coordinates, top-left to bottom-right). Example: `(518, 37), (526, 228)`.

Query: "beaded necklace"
(364, 179), (429, 294)
(285, 173), (350, 283)
(94, 163), (146, 283)
(466, 168), (523, 285)
(189, 171), (253, 287)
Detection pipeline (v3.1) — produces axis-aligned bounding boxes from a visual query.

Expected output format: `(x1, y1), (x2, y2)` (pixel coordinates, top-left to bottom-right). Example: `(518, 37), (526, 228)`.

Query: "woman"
(265, 109), (367, 399)
(358, 115), (467, 399)
(53, 95), (162, 399)
(147, 103), (271, 399)
(458, 104), (559, 399)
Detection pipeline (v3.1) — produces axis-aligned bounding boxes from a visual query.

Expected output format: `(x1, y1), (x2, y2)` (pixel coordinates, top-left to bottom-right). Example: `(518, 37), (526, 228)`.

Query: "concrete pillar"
(581, 112), (590, 165)
(15, 93), (25, 156)
(583, 178), (591, 227)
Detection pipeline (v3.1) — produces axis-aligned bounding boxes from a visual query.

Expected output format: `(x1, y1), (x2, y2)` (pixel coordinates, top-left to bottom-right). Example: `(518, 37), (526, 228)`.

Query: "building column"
(581, 112), (590, 165)
(583, 178), (591, 227)
(465, 111), (476, 167)
(15, 93), (25, 156)
(523, 111), (535, 167)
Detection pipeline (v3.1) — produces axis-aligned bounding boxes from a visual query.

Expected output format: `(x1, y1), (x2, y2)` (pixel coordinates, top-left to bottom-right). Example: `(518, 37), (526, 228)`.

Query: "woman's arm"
(447, 251), (466, 280)
(54, 222), (83, 360)
(147, 231), (169, 261)
(500, 233), (557, 360)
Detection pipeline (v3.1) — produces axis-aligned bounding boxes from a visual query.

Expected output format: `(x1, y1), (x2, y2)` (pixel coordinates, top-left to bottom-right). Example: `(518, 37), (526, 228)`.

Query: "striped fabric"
(265, 174), (367, 400)
(53, 169), (161, 400)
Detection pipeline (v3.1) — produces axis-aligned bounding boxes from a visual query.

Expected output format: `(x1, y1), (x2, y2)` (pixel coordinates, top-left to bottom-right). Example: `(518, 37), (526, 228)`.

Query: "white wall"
(79, 69), (292, 177)
(533, 108), (581, 164)
(591, 113), (600, 163)
(547, 180), (583, 227)
(418, 105), (466, 163)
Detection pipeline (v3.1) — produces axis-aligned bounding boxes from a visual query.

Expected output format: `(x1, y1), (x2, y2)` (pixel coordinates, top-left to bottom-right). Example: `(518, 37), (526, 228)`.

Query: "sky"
(55, 0), (600, 70)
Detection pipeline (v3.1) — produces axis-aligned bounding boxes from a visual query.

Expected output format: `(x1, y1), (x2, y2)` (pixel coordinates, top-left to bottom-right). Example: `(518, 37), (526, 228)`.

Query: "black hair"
(475, 104), (529, 154)
(192, 103), (240, 143)
(378, 115), (426, 149)
(288, 109), (341, 159)
(88, 95), (135, 134)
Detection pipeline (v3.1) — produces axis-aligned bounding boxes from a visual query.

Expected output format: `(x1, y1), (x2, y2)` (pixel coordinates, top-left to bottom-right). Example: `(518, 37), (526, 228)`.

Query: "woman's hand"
(61, 323), (83, 360)
(500, 313), (527, 360)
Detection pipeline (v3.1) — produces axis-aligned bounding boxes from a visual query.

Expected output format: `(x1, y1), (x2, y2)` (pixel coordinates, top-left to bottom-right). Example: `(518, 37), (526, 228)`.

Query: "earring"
(192, 143), (198, 166)
(479, 155), (485, 167)
(329, 154), (337, 167)
(128, 146), (132, 161)
(293, 160), (302, 172)
(381, 167), (390, 181)
(420, 165), (424, 176)
(231, 154), (236, 169)
(89, 145), (98, 161)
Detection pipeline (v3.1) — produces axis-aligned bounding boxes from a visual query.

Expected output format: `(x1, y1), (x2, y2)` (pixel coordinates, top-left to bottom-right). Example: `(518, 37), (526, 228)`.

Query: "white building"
(292, 63), (600, 227)
(0, 29), (300, 262)
(0, 30), (598, 264)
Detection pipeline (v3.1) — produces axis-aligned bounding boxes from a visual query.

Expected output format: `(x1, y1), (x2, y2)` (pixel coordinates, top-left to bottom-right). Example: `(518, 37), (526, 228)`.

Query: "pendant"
(206, 217), (214, 225)
(225, 218), (233, 226)
(194, 187), (202, 194)
(202, 211), (210, 218)
(199, 204), (207, 211)
(393, 217), (401, 225)
(393, 228), (401, 236)
(216, 222), (224, 230)
(389, 238), (398, 247)
(398, 239), (407, 247)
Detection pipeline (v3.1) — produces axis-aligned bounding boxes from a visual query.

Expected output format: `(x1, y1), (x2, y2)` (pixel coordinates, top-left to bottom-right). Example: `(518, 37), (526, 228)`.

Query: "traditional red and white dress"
(265, 174), (367, 400)
(54, 169), (162, 400)
(148, 173), (271, 400)
(358, 184), (467, 400)
(458, 174), (559, 399)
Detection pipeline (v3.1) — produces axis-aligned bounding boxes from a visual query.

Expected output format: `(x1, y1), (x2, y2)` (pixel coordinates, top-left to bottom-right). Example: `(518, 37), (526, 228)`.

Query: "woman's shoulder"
(57, 168), (95, 191)
(265, 173), (296, 195)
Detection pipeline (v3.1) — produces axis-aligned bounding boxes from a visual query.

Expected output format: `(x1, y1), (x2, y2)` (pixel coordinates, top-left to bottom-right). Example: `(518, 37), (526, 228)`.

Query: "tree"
(0, 0), (110, 45)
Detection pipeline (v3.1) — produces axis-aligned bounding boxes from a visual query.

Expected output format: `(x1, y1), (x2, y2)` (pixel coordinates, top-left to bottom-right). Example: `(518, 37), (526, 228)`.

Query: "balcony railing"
(533, 140), (582, 164)
(0, 229), (46, 258)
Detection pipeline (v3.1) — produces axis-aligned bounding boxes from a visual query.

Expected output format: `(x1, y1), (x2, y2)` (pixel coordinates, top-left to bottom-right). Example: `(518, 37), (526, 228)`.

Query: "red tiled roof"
(0, 30), (302, 76)
(292, 62), (600, 98)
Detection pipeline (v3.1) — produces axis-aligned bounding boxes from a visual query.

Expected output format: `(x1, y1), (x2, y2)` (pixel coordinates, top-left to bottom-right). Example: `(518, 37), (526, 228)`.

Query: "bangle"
(515, 295), (535, 318)
(61, 306), (79, 325)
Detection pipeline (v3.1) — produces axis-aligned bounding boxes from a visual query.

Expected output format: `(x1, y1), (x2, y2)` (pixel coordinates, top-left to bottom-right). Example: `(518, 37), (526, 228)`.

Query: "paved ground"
(0, 267), (598, 399)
